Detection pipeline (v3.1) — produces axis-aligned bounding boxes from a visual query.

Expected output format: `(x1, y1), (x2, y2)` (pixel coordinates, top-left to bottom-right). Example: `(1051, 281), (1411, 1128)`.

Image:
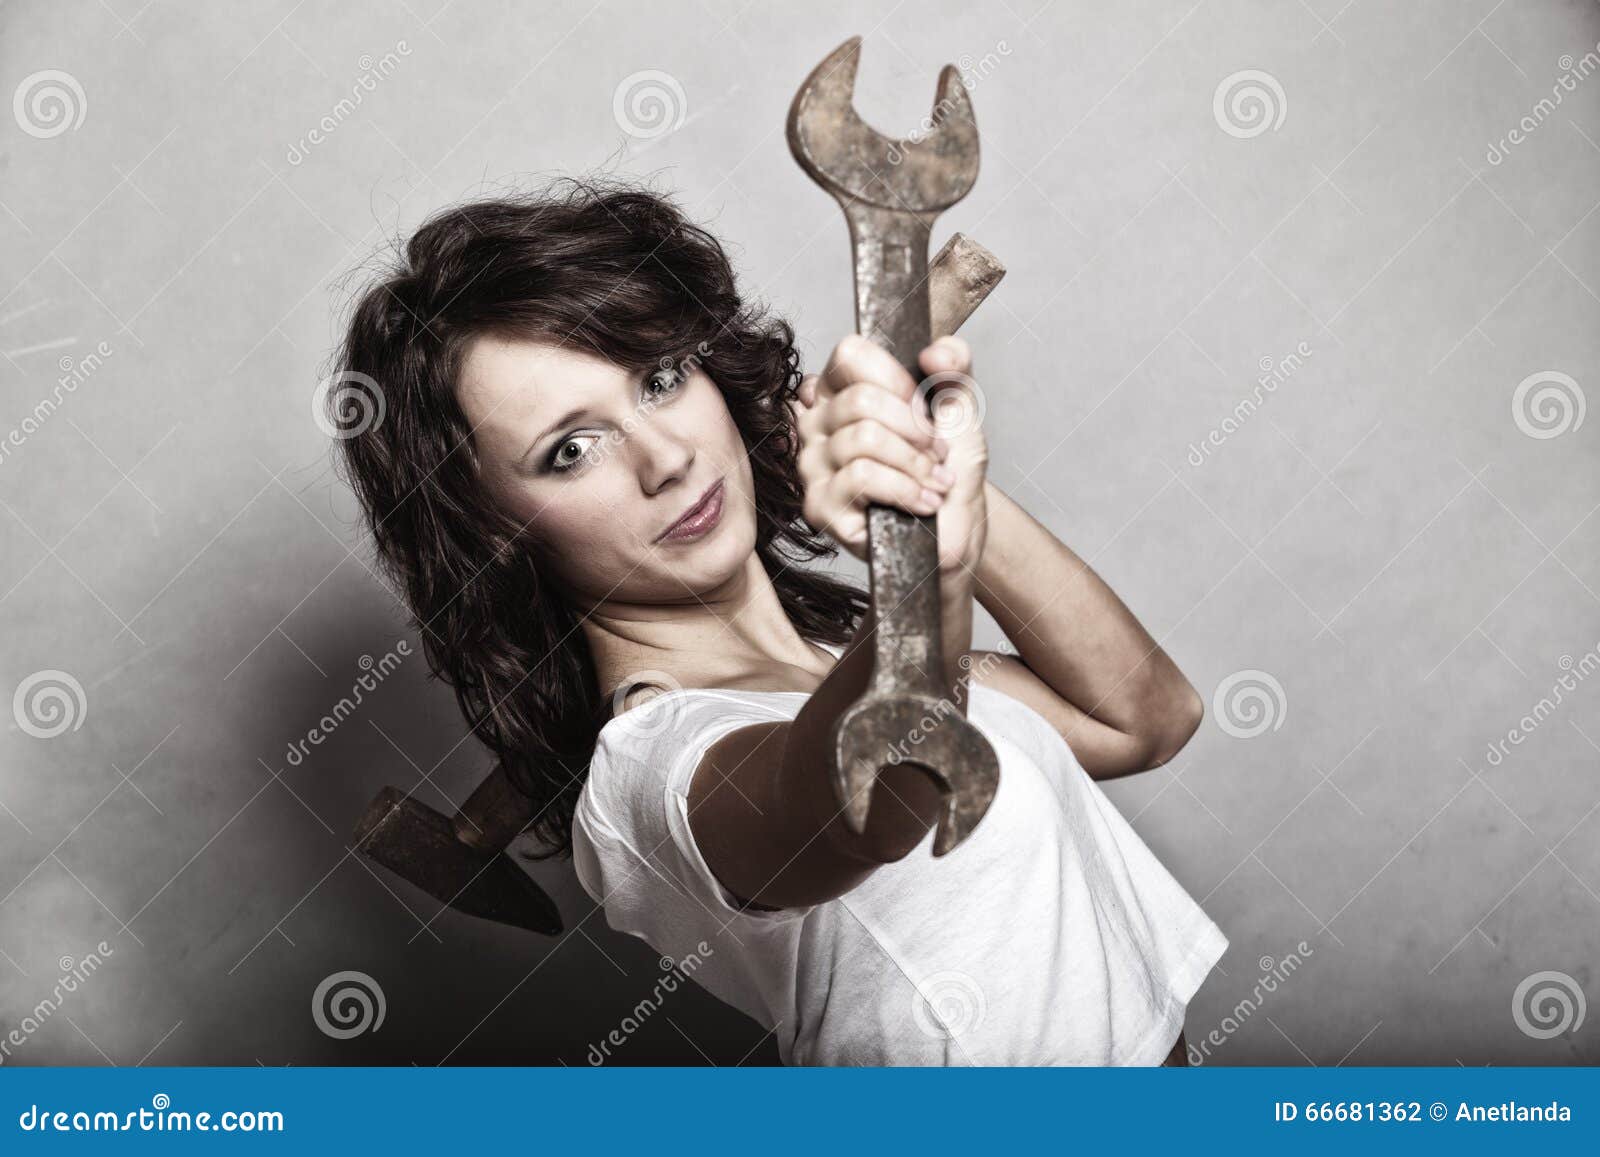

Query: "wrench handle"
(839, 204), (949, 700)
(862, 504), (945, 698)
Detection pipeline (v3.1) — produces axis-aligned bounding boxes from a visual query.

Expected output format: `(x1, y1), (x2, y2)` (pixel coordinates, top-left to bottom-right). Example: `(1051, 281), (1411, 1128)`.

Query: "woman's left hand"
(793, 333), (989, 579)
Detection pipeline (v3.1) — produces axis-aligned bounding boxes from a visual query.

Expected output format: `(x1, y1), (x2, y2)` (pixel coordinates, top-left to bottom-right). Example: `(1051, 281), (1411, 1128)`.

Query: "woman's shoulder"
(590, 684), (803, 780)
(584, 639), (845, 818)
(602, 639), (845, 719)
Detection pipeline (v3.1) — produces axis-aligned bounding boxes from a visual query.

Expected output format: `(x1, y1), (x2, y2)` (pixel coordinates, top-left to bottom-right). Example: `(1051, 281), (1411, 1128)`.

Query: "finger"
(918, 333), (970, 378)
(830, 507), (868, 556)
(799, 374), (818, 408)
(825, 418), (954, 493)
(802, 470), (871, 557)
(815, 380), (948, 459)
(820, 332), (918, 402)
(826, 456), (944, 519)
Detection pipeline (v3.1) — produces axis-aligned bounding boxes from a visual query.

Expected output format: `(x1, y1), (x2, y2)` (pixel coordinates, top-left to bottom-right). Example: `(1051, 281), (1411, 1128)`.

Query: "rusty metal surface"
(353, 785), (563, 935)
(787, 35), (1002, 856)
(928, 233), (1006, 339)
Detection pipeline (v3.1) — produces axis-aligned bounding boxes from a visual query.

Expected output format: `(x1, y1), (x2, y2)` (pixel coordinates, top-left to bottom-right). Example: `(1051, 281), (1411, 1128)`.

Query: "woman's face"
(456, 335), (758, 606)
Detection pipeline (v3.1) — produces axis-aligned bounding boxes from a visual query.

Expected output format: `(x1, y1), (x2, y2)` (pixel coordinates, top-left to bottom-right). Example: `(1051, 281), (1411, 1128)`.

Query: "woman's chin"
(651, 515), (752, 581)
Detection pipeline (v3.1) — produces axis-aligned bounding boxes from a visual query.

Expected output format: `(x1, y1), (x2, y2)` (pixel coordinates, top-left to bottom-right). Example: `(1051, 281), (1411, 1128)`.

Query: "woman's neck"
(578, 552), (830, 695)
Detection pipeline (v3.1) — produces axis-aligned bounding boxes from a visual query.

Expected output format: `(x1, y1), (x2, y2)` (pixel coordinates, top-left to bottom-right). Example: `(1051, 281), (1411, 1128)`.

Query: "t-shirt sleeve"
(571, 690), (816, 949)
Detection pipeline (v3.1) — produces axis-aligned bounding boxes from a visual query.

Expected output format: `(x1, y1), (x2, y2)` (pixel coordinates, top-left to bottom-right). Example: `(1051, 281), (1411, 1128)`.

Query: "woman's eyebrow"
(521, 405), (590, 464)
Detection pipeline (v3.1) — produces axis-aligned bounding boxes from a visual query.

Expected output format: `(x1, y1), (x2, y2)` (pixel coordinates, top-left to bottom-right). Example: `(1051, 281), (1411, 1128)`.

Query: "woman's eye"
(549, 434), (599, 472)
(645, 361), (688, 398)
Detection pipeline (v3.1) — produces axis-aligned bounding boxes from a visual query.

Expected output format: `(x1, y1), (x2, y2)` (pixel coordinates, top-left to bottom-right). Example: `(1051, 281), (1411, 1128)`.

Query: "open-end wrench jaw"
(786, 35), (979, 212)
(833, 694), (1001, 857)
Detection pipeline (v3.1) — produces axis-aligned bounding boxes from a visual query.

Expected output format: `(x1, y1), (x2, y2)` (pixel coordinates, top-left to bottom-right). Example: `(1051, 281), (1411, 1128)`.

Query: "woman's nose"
(631, 421), (695, 493)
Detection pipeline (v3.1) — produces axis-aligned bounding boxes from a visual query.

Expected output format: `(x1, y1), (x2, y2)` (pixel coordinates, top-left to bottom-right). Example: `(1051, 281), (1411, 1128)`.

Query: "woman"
(330, 174), (1227, 1066)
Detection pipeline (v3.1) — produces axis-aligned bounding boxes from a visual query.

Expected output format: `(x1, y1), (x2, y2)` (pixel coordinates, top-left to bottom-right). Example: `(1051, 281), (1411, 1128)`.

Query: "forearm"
(788, 597), (950, 869)
(972, 479), (1200, 750)
(691, 598), (950, 911)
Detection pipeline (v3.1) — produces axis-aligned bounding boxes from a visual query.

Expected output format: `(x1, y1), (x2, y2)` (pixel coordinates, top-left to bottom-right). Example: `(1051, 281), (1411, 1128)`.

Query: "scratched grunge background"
(2, 0), (1597, 1065)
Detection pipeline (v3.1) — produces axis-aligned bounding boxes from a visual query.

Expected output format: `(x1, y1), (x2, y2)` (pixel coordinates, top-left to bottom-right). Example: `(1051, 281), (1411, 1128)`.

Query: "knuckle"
(843, 380), (875, 413)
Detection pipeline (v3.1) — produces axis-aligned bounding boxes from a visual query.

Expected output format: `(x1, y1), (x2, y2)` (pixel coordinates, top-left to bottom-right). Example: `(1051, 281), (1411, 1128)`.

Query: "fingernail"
(932, 463), (956, 485)
(919, 487), (942, 509)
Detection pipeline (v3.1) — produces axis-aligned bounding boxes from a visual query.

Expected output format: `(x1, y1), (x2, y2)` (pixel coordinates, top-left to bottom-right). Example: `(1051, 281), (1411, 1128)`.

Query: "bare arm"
(964, 478), (1203, 779)
(687, 586), (974, 910)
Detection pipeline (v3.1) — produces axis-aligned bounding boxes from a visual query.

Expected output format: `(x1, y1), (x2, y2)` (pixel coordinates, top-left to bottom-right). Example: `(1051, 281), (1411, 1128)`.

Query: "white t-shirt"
(563, 644), (1229, 1065)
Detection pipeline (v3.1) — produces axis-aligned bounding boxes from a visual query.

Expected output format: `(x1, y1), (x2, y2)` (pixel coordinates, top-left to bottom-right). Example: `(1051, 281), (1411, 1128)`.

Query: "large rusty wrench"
(787, 35), (1000, 856)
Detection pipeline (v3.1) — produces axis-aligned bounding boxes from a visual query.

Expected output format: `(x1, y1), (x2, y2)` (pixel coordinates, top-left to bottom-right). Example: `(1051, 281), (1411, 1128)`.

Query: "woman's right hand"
(791, 333), (957, 564)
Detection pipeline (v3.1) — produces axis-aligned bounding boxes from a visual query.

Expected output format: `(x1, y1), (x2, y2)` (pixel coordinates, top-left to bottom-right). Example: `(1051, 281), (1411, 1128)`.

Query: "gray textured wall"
(2, 0), (1596, 1066)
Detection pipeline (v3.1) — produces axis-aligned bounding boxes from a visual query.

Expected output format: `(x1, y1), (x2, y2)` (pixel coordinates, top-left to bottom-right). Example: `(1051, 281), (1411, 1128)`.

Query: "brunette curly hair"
(326, 174), (866, 859)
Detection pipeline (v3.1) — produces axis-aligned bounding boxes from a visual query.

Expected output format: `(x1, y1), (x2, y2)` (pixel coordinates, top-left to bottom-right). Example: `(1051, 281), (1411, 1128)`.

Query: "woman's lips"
(658, 479), (725, 543)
